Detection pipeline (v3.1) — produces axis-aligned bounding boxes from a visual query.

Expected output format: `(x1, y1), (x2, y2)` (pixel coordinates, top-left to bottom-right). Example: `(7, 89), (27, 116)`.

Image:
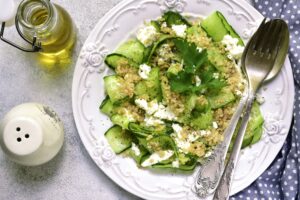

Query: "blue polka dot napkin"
(231, 0), (300, 199)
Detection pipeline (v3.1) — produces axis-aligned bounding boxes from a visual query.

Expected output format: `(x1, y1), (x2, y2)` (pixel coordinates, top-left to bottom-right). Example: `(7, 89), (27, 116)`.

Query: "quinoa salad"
(100, 11), (264, 171)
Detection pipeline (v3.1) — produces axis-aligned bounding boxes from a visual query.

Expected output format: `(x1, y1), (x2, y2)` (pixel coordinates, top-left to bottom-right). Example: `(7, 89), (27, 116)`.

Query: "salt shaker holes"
(17, 137), (22, 142)
(25, 134), (29, 138)
(16, 127), (21, 131)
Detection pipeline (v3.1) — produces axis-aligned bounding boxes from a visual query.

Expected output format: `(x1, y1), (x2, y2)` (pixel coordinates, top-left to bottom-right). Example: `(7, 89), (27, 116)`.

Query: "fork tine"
(262, 20), (283, 54)
(249, 18), (267, 51)
(255, 20), (276, 53)
(270, 21), (288, 59)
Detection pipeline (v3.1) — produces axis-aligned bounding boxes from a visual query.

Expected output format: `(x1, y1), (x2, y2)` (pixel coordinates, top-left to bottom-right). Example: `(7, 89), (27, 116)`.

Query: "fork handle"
(213, 93), (255, 200)
(193, 95), (248, 197)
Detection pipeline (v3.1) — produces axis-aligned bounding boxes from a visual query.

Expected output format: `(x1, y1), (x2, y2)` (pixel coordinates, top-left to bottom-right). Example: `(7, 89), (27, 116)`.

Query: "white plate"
(72, 0), (295, 199)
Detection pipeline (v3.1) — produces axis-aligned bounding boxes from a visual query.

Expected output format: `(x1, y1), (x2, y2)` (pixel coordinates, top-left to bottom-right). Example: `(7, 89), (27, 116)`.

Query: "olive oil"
(18, 0), (76, 72)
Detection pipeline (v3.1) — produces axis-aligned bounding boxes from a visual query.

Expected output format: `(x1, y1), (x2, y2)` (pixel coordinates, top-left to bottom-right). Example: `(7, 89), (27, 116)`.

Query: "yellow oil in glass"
(25, 4), (76, 73)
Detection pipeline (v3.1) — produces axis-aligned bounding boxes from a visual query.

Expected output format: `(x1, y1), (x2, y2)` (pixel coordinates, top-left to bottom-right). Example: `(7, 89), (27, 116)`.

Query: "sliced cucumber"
(134, 67), (162, 101)
(162, 11), (191, 27)
(190, 110), (213, 130)
(128, 123), (171, 138)
(207, 88), (235, 109)
(201, 11), (244, 45)
(111, 114), (135, 129)
(115, 40), (145, 64)
(105, 53), (139, 69)
(148, 135), (178, 155)
(250, 126), (263, 145)
(129, 144), (149, 164)
(146, 35), (177, 63)
(99, 96), (114, 117)
(207, 49), (229, 73)
(104, 75), (128, 104)
(246, 102), (264, 132)
(105, 126), (133, 154)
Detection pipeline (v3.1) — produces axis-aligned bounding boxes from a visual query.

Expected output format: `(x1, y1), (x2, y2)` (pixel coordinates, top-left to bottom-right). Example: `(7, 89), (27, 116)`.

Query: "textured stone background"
(0, 0), (252, 200)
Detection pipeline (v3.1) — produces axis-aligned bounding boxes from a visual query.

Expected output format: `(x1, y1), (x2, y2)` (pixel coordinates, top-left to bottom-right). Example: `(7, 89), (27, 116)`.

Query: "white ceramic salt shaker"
(0, 103), (64, 166)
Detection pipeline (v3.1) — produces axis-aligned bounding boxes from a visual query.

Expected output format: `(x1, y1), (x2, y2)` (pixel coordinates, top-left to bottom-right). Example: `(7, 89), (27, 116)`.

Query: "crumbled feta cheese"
(188, 131), (200, 142)
(135, 98), (148, 111)
(137, 25), (158, 47)
(138, 64), (151, 79)
(172, 159), (180, 168)
(154, 104), (177, 121)
(222, 35), (244, 60)
(213, 73), (219, 79)
(200, 130), (211, 136)
(212, 121), (218, 129)
(144, 115), (164, 126)
(197, 47), (203, 53)
(173, 137), (190, 153)
(135, 99), (159, 115)
(131, 143), (141, 156)
(195, 75), (201, 86)
(172, 24), (187, 37)
(204, 151), (212, 158)
(135, 99), (177, 120)
(148, 100), (160, 115)
(141, 150), (174, 167)
(172, 124), (183, 136)
(235, 89), (243, 96)
(256, 94), (265, 104)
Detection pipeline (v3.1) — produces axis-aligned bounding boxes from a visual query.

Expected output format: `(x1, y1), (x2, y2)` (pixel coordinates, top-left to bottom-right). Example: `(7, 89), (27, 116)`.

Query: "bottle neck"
(16, 0), (57, 40)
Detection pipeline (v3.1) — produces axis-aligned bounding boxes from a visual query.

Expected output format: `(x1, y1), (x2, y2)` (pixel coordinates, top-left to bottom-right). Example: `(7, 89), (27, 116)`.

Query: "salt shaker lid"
(0, 103), (64, 166)
(3, 117), (43, 156)
(0, 0), (17, 22)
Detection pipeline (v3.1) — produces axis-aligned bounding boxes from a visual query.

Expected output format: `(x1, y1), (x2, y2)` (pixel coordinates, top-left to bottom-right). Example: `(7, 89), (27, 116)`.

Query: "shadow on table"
(4, 143), (65, 183)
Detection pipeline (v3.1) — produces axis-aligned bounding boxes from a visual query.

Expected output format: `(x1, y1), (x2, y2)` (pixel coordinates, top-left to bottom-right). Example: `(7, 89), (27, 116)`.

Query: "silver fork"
(213, 19), (289, 200)
(192, 19), (267, 198)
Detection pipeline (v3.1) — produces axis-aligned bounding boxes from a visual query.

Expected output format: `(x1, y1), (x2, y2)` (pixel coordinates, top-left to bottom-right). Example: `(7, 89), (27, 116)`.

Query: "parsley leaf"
(173, 39), (208, 73)
(169, 39), (226, 94)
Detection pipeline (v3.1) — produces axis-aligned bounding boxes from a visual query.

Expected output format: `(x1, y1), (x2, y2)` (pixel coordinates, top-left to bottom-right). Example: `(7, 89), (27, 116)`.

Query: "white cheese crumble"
(195, 75), (201, 86)
(137, 25), (158, 47)
(188, 131), (200, 142)
(172, 24), (187, 37)
(135, 99), (158, 115)
(153, 104), (177, 121)
(131, 143), (141, 156)
(204, 151), (212, 158)
(256, 94), (265, 104)
(173, 137), (190, 153)
(172, 159), (180, 168)
(235, 89), (243, 97)
(171, 124), (201, 153)
(221, 35), (244, 60)
(138, 64), (151, 79)
(172, 124), (183, 136)
(212, 121), (218, 129)
(197, 47), (203, 53)
(213, 73), (219, 79)
(144, 115), (165, 127)
(141, 150), (174, 167)
(200, 130), (211, 136)
(135, 99), (177, 121)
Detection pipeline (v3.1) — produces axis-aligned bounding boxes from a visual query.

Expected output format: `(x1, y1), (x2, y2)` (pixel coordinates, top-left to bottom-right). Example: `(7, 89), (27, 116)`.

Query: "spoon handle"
(193, 95), (248, 197)
(213, 94), (255, 200)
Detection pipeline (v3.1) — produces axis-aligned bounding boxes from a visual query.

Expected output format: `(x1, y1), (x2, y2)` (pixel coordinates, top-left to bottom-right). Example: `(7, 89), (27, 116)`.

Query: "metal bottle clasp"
(0, 17), (42, 52)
